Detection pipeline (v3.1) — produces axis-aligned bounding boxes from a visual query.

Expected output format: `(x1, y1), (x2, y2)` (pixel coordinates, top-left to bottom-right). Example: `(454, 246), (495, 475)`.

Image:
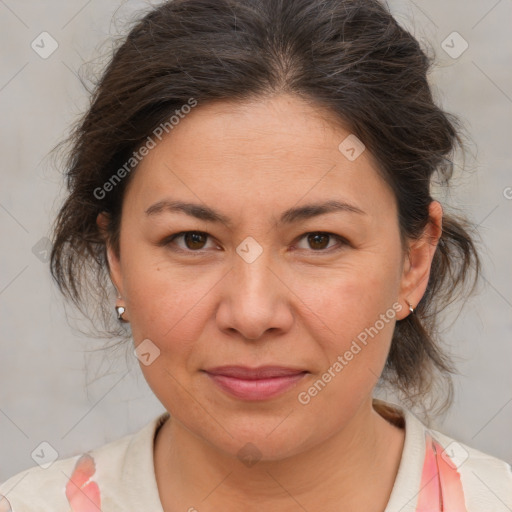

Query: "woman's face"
(102, 93), (437, 460)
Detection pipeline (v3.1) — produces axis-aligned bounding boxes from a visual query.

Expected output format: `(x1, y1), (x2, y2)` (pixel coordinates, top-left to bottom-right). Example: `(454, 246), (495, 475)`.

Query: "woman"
(1, 0), (510, 510)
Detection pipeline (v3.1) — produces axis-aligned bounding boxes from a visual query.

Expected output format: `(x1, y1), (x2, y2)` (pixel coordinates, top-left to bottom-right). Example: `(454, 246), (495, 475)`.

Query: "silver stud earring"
(407, 301), (415, 314)
(116, 305), (127, 322)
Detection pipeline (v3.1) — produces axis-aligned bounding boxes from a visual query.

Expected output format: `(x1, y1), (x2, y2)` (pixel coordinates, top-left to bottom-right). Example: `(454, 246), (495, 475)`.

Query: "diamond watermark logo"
(236, 236), (263, 264)
(32, 236), (52, 263)
(134, 338), (161, 366)
(441, 441), (469, 469)
(338, 134), (365, 161)
(31, 441), (59, 469)
(441, 32), (468, 59)
(237, 442), (262, 467)
(31, 32), (59, 59)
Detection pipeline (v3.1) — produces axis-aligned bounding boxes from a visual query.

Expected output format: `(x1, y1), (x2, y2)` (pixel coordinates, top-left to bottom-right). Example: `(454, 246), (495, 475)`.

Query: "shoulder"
(0, 413), (167, 512)
(429, 426), (512, 510)
(377, 399), (512, 512)
(0, 434), (132, 512)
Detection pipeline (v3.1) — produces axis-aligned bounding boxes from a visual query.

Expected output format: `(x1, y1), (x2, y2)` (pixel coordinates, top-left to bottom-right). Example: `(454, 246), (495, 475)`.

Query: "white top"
(1, 400), (511, 511)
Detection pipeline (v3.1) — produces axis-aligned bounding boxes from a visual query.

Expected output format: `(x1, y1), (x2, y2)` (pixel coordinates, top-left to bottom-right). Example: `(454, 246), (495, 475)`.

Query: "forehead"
(124, 93), (395, 218)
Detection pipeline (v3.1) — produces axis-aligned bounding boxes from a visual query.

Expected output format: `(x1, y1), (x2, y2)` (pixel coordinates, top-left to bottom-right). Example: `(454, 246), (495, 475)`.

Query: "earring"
(116, 305), (128, 322)
(407, 301), (415, 314)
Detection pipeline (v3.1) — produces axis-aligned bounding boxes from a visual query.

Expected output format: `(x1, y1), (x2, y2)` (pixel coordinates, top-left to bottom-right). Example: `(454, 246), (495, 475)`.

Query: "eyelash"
(160, 231), (350, 255)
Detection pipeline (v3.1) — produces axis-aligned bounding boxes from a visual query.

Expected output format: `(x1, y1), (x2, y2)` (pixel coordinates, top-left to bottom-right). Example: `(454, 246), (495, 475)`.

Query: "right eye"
(160, 231), (218, 254)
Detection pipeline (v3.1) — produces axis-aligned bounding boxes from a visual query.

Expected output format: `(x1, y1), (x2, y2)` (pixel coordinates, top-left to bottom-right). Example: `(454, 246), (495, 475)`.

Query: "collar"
(120, 400), (465, 512)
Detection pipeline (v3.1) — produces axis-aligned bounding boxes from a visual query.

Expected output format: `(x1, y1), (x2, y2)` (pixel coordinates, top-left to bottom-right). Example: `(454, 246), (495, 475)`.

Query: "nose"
(215, 246), (294, 341)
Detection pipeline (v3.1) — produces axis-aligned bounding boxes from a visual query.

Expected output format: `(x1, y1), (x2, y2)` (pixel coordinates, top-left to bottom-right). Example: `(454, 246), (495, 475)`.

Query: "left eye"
(294, 232), (347, 252)
(161, 231), (348, 254)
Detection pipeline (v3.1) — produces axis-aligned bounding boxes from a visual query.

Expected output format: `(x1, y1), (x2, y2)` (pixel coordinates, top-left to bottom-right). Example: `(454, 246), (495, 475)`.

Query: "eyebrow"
(144, 199), (366, 227)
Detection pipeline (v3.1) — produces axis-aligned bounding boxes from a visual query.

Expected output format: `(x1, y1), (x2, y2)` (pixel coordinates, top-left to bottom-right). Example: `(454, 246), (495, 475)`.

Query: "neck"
(154, 398), (405, 512)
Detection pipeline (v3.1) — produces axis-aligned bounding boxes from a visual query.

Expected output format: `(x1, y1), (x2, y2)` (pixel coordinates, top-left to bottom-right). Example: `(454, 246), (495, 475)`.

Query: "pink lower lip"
(205, 372), (307, 401)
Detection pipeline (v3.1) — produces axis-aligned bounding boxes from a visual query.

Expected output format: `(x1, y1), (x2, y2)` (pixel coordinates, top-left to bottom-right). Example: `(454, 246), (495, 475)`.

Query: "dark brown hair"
(49, 0), (480, 415)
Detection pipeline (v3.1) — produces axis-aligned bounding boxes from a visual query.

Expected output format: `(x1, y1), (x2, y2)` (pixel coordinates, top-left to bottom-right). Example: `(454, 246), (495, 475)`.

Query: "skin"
(97, 93), (442, 511)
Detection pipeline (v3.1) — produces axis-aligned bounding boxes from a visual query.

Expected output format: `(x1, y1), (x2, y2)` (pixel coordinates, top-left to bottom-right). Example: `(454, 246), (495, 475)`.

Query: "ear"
(396, 201), (443, 320)
(96, 212), (124, 298)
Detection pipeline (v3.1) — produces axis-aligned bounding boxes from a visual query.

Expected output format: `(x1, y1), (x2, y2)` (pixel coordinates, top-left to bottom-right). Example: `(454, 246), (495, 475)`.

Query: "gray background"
(1, 0), (511, 482)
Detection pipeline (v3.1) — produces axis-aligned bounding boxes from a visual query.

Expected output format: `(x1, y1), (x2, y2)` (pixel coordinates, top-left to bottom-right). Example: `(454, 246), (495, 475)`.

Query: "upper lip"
(203, 366), (308, 380)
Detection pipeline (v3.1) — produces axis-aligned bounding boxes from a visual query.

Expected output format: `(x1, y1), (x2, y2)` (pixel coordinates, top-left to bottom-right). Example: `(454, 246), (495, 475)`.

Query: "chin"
(195, 413), (326, 464)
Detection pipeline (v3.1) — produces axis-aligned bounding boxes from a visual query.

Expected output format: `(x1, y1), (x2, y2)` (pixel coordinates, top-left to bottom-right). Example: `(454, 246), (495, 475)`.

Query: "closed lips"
(203, 366), (308, 379)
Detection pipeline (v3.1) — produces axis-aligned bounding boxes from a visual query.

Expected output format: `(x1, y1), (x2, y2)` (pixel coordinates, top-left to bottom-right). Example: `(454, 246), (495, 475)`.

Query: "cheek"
(121, 250), (224, 371)
(124, 261), (210, 413)
(295, 248), (402, 343)
(293, 274), (401, 425)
